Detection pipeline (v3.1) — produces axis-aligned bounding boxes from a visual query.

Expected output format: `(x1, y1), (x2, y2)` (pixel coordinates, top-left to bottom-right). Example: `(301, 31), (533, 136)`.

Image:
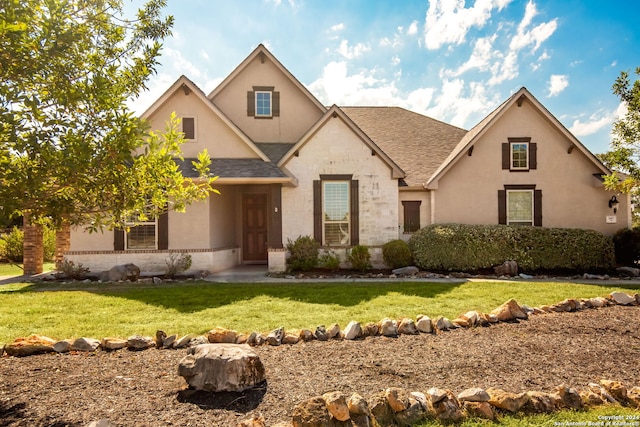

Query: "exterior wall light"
(609, 195), (620, 214)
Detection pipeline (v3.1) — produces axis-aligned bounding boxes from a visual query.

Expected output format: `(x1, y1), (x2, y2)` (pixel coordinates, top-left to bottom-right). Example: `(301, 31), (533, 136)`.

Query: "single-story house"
(66, 44), (631, 273)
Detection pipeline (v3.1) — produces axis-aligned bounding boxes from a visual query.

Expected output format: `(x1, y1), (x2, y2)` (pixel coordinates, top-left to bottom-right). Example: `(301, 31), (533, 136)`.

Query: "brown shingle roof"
(341, 107), (468, 187)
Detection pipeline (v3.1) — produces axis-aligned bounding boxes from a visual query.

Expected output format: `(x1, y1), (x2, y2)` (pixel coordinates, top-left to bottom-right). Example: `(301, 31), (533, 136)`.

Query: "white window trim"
(125, 217), (158, 250)
(255, 90), (272, 117)
(506, 189), (534, 226)
(182, 116), (197, 141)
(510, 142), (529, 170)
(322, 180), (351, 246)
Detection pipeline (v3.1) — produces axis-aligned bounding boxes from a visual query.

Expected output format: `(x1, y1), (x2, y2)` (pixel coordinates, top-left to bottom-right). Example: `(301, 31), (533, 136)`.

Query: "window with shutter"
(314, 175), (359, 245)
(247, 86), (280, 119)
(502, 138), (536, 171)
(498, 185), (542, 226)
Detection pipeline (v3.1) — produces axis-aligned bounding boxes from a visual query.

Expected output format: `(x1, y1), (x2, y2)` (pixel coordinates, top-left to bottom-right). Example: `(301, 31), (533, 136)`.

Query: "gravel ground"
(1, 305), (639, 426)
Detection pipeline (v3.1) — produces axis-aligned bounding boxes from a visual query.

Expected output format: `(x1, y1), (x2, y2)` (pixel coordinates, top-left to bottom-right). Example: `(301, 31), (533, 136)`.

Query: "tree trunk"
(23, 212), (44, 275)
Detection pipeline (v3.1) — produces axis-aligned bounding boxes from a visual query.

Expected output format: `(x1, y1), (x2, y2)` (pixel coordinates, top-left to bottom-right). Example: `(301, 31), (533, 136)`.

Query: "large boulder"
(99, 263), (140, 282)
(494, 260), (518, 276)
(178, 344), (265, 392)
(5, 335), (56, 357)
(490, 299), (528, 322)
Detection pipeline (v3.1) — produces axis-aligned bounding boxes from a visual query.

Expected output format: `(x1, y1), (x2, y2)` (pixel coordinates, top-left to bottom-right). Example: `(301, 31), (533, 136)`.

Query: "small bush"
(165, 252), (193, 278)
(43, 225), (56, 262)
(318, 249), (341, 271)
(612, 228), (640, 265)
(382, 239), (412, 269)
(408, 223), (615, 273)
(59, 259), (89, 280)
(286, 236), (320, 271)
(348, 245), (371, 272)
(0, 227), (24, 262)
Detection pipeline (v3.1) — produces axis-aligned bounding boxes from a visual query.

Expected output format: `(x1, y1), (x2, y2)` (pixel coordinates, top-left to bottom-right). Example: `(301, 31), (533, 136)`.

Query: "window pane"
(323, 181), (350, 245)
(508, 191), (533, 224)
(127, 224), (156, 249)
(511, 143), (528, 169)
(324, 222), (350, 245)
(256, 91), (271, 116)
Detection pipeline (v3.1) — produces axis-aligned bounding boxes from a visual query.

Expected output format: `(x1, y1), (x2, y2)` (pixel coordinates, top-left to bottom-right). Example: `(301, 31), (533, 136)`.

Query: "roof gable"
(426, 87), (611, 188)
(141, 75), (269, 161)
(279, 105), (405, 179)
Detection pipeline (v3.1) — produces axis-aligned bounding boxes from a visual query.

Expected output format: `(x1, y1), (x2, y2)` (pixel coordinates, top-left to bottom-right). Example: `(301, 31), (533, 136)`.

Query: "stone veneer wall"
(23, 213), (43, 276)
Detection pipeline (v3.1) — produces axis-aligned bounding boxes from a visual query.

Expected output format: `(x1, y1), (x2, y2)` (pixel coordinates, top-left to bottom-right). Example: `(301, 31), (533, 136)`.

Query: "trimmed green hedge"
(612, 228), (640, 265)
(408, 224), (615, 272)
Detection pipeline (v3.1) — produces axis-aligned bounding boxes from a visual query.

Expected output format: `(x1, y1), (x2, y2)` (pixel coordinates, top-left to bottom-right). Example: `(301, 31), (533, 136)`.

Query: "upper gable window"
(255, 91), (272, 117)
(502, 137), (537, 171)
(247, 86), (280, 119)
(182, 117), (196, 140)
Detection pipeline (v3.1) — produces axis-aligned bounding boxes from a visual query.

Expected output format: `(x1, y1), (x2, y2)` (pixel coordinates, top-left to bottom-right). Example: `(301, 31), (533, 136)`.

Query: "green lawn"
(0, 262), (56, 276)
(0, 279), (638, 345)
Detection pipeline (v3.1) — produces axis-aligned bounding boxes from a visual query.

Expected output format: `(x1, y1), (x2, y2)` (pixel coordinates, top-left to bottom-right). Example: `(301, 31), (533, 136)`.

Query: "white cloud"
(164, 47), (205, 79)
(568, 105), (624, 137)
(509, 1), (557, 53)
(425, 79), (496, 127)
(200, 50), (209, 60)
(487, 50), (518, 85)
(407, 20), (419, 36)
(547, 74), (568, 97)
(331, 23), (345, 32)
(531, 49), (550, 71)
(446, 35), (496, 77)
(391, 55), (401, 66)
(337, 40), (371, 59)
(424, 0), (512, 50)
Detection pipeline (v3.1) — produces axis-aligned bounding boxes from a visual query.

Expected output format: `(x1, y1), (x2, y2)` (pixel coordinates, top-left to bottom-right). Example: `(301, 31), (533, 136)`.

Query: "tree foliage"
(0, 0), (215, 231)
(603, 67), (640, 193)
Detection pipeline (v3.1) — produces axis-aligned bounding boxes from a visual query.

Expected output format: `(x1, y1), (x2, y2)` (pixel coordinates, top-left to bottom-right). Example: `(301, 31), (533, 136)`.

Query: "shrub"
(43, 225), (56, 262)
(612, 228), (640, 265)
(59, 259), (90, 280)
(165, 252), (193, 278)
(408, 223), (615, 273)
(0, 227), (24, 262)
(286, 236), (319, 271)
(382, 239), (412, 269)
(318, 249), (341, 271)
(348, 245), (371, 272)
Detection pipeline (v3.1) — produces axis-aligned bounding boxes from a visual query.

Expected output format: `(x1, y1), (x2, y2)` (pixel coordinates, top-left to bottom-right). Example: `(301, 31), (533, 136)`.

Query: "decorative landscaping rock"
(628, 386), (640, 408)
(5, 335), (56, 357)
(463, 401), (494, 420)
(291, 396), (331, 427)
(600, 379), (629, 404)
(177, 344), (265, 392)
(416, 314), (433, 333)
(327, 323), (341, 340)
(385, 387), (409, 412)
(207, 327), (238, 343)
(173, 334), (195, 349)
(344, 321), (362, 340)
(299, 329), (314, 342)
(322, 391), (350, 421)
(127, 335), (155, 351)
(609, 292), (636, 306)
(368, 391), (395, 427)
(616, 266), (640, 277)
(266, 327), (284, 346)
(494, 260), (518, 276)
(427, 387), (448, 404)
(101, 337), (128, 350)
(523, 391), (557, 413)
(282, 333), (299, 345)
(53, 339), (72, 353)
(430, 390), (464, 423)
(490, 299), (528, 322)
(434, 316), (454, 331)
(398, 318), (418, 335)
(391, 266), (419, 275)
(487, 388), (528, 412)
(99, 263), (140, 282)
(163, 334), (177, 348)
(314, 325), (328, 341)
(380, 318), (398, 337)
(395, 395), (427, 425)
(363, 322), (379, 337)
(554, 385), (583, 410)
(457, 387), (490, 402)
(71, 337), (100, 352)
(238, 416), (266, 427)
(348, 393), (370, 415)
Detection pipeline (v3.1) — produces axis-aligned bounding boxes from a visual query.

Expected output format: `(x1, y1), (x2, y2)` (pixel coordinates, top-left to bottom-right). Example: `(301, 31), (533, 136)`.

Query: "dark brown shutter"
(402, 201), (421, 232)
(114, 229), (125, 250)
(502, 143), (510, 170)
(350, 180), (359, 246)
(182, 117), (195, 139)
(273, 91), (280, 117)
(498, 190), (507, 224)
(158, 212), (169, 250)
(247, 91), (255, 116)
(529, 143), (537, 170)
(534, 190), (542, 226)
(313, 180), (322, 243)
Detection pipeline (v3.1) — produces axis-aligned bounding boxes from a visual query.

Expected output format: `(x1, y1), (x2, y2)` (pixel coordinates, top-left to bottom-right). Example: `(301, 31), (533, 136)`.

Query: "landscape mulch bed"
(1, 305), (639, 426)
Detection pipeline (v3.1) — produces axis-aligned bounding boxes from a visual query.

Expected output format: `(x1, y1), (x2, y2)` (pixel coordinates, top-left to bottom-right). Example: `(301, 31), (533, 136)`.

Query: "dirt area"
(1, 305), (639, 427)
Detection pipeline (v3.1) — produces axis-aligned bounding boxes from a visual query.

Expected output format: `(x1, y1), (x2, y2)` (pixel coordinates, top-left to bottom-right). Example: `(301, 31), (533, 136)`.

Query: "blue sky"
(130, 0), (640, 155)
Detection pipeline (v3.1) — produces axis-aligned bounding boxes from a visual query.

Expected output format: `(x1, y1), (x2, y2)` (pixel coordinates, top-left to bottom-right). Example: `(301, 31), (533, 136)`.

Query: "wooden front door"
(243, 193), (268, 262)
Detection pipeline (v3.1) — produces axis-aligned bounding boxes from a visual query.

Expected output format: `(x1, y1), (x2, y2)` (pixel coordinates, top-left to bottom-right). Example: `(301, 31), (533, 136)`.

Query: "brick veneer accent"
(23, 213), (44, 276)
(55, 223), (71, 269)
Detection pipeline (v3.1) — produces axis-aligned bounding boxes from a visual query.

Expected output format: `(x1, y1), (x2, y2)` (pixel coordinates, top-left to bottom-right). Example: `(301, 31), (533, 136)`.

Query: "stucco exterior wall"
(211, 55), (324, 143)
(209, 185), (238, 248)
(70, 226), (113, 251)
(168, 198), (210, 249)
(398, 190), (432, 240)
(146, 89), (259, 159)
(281, 116), (399, 246)
(432, 101), (628, 235)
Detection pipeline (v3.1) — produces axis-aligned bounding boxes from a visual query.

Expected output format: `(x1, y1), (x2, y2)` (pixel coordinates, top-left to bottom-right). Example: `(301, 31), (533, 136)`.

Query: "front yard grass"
(0, 262), (55, 276)
(0, 279), (638, 345)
